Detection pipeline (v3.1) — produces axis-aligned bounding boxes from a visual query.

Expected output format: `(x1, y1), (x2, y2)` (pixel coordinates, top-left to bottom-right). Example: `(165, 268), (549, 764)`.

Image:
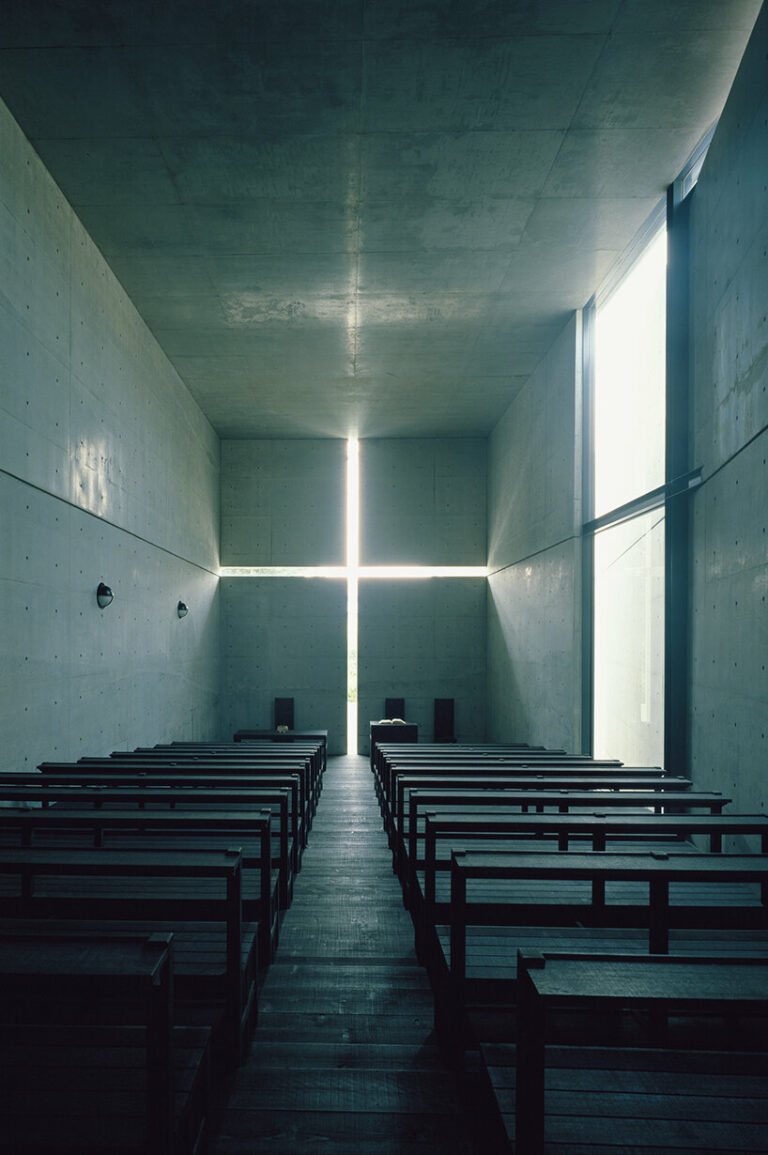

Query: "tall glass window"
(593, 229), (667, 518)
(593, 511), (665, 765)
(588, 220), (667, 766)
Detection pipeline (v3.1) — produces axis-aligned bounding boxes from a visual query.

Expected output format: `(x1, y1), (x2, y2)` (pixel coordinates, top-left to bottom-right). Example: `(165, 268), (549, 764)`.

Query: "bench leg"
(516, 970), (545, 1155)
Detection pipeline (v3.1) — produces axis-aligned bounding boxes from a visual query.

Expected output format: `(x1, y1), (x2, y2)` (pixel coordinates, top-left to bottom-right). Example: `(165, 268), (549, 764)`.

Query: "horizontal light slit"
(219, 565), (487, 579)
(219, 567), (347, 578)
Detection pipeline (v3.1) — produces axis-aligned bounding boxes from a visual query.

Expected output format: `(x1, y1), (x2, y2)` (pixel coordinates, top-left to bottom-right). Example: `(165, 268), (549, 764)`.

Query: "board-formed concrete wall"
(357, 577), (487, 753)
(487, 315), (582, 750)
(0, 98), (220, 769)
(221, 439), (346, 566)
(361, 438), (486, 565)
(219, 439), (347, 750)
(220, 576), (347, 752)
(688, 4), (768, 813)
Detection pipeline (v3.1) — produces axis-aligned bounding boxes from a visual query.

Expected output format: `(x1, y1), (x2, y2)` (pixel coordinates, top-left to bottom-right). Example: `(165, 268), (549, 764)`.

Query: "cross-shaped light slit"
(220, 438), (487, 753)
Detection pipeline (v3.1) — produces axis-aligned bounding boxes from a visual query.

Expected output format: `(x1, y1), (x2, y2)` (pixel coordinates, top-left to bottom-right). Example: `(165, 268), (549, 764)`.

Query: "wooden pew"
(382, 764), (686, 851)
(373, 744), (616, 793)
(0, 846), (253, 1064)
(377, 753), (629, 820)
(231, 729), (328, 768)
(437, 848), (768, 1055)
(24, 770), (297, 892)
(0, 928), (207, 1155)
(512, 951), (768, 1155)
(17, 768), (302, 871)
(170, 736), (328, 776)
(482, 1042), (768, 1155)
(155, 739), (326, 804)
(167, 735), (326, 770)
(69, 750), (318, 839)
(415, 811), (768, 959)
(392, 777), (699, 884)
(371, 742), (554, 784)
(0, 803), (279, 965)
(113, 743), (316, 826)
(156, 738), (325, 781)
(399, 781), (706, 863)
(0, 786), (282, 955)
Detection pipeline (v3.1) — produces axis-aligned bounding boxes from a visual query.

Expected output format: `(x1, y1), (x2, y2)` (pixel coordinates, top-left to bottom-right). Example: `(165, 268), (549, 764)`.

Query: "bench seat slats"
(481, 1045), (768, 1155)
(4, 917), (257, 980)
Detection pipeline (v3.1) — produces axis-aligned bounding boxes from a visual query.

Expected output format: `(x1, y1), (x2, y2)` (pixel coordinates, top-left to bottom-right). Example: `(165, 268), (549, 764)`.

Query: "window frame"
(581, 194), (699, 768)
(580, 120), (714, 768)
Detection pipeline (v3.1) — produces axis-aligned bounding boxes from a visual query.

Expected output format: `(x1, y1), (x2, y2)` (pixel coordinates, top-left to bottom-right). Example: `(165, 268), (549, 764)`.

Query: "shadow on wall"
(487, 563), (580, 751)
(486, 577), (530, 744)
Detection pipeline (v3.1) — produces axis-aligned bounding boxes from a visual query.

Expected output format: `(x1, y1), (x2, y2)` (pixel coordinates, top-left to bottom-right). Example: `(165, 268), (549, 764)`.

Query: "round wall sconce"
(96, 582), (114, 609)
(177, 601), (189, 619)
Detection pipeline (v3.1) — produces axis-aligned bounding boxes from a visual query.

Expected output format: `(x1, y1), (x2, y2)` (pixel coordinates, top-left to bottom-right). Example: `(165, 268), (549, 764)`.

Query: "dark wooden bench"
(156, 739), (326, 803)
(0, 783), (288, 931)
(19, 776), (294, 899)
(512, 951), (768, 1154)
(68, 752), (316, 840)
(167, 736), (326, 773)
(371, 742), (554, 784)
(0, 847), (253, 1064)
(0, 929), (209, 1155)
(373, 745), (618, 801)
(135, 741), (322, 771)
(385, 768), (690, 857)
(377, 754), (629, 819)
(118, 743), (318, 826)
(151, 738), (325, 780)
(18, 768), (303, 868)
(414, 811), (768, 958)
(0, 803), (279, 964)
(437, 848), (768, 1054)
(232, 729), (328, 767)
(481, 1039), (768, 1155)
(400, 783), (715, 861)
(392, 779), (703, 884)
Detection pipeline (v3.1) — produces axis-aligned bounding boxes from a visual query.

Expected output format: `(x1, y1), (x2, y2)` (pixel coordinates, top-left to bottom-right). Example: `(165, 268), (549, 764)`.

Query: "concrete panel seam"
(0, 465), (219, 577)
(486, 533), (580, 577)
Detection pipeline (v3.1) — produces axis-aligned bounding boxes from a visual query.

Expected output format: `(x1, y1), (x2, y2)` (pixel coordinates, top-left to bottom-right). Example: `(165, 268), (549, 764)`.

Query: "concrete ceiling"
(0, 1), (761, 439)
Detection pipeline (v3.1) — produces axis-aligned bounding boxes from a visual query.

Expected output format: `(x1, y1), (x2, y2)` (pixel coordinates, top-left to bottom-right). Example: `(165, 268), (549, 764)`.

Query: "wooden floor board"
(209, 755), (475, 1154)
(245, 1040), (448, 1070)
(252, 1011), (437, 1045)
(226, 1067), (470, 1112)
(214, 1107), (478, 1154)
(481, 1042), (768, 1153)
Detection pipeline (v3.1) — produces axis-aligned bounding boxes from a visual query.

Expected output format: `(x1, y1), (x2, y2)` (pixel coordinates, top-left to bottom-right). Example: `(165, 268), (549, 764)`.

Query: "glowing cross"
(220, 438), (486, 753)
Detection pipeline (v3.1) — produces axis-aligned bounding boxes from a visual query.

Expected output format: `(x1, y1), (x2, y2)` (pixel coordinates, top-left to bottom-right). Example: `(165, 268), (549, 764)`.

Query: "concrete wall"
(221, 439), (346, 566)
(220, 439), (347, 751)
(358, 578), (487, 753)
(361, 438), (486, 565)
(486, 315), (582, 750)
(222, 437), (487, 754)
(220, 577), (347, 752)
(358, 438), (487, 752)
(688, 3), (768, 813)
(0, 97), (220, 769)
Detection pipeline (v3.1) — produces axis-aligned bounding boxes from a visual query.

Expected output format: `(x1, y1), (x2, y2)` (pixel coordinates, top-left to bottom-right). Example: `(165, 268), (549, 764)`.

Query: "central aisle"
(211, 754), (476, 1154)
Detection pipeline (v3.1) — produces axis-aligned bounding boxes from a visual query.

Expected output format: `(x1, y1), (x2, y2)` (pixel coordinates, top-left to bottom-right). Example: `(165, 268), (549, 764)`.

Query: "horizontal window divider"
(584, 467), (701, 535)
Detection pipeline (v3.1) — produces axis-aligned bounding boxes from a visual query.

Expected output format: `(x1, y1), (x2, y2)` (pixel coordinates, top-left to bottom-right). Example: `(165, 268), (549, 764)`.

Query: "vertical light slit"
(346, 437), (359, 755)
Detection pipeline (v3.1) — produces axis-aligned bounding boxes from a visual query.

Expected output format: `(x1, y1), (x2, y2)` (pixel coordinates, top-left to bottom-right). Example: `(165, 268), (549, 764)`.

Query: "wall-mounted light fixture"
(177, 601), (189, 619)
(96, 582), (114, 609)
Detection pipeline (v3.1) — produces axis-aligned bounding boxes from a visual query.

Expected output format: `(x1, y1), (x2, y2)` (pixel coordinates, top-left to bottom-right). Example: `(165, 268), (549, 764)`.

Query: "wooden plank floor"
(209, 755), (477, 1154)
(481, 1042), (768, 1153)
